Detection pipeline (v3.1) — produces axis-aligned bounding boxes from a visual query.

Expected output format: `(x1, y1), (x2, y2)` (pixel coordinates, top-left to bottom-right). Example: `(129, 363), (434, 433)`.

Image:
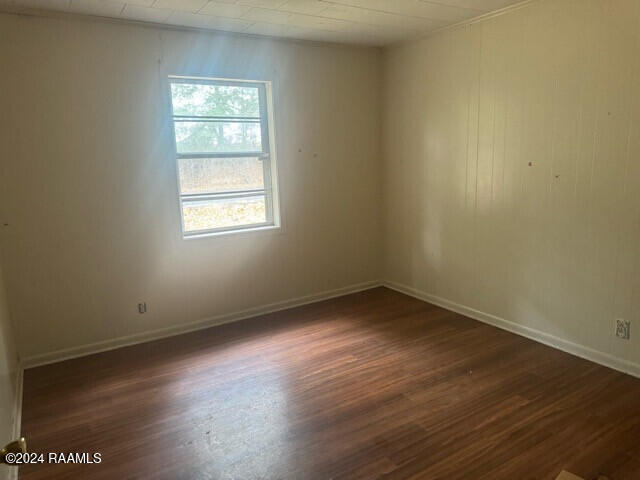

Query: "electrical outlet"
(138, 302), (147, 314)
(615, 319), (630, 340)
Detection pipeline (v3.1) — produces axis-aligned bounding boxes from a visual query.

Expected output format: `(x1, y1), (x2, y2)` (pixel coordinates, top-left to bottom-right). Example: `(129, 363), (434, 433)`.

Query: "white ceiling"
(1, 0), (526, 46)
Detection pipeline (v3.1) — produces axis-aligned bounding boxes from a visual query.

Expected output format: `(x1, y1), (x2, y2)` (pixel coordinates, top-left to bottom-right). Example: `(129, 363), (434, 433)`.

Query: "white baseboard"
(383, 280), (640, 379)
(20, 278), (640, 379)
(23, 280), (382, 369)
(8, 366), (23, 480)
(12, 367), (22, 440)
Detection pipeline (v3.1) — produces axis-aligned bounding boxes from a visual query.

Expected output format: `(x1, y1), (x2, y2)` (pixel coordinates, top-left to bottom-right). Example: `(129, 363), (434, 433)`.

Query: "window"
(169, 77), (279, 237)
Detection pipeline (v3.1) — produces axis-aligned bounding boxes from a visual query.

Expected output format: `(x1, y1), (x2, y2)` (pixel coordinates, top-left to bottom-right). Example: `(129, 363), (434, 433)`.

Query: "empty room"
(0, 0), (639, 478)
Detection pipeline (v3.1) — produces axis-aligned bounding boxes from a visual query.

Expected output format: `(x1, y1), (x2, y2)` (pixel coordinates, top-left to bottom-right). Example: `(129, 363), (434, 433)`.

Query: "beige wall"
(2, 0), (639, 377)
(383, 0), (640, 373)
(0, 13), (382, 361)
(0, 259), (18, 480)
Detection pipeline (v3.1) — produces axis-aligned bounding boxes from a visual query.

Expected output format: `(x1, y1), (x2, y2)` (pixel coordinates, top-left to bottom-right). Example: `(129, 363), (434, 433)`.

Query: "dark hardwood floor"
(20, 287), (640, 480)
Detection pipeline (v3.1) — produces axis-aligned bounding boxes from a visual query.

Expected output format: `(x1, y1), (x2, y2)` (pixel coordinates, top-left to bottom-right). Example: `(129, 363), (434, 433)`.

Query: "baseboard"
(12, 367), (22, 439)
(23, 280), (382, 369)
(21, 278), (640, 379)
(383, 280), (640, 379)
(9, 366), (23, 480)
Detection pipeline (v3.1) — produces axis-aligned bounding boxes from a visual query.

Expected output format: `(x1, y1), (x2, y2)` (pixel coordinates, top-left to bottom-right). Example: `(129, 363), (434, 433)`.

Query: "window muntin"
(169, 77), (277, 237)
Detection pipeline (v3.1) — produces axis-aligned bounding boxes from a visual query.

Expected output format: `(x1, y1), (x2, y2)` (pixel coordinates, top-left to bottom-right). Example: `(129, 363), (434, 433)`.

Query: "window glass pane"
(178, 157), (264, 194)
(170, 83), (260, 117)
(174, 121), (262, 154)
(182, 195), (266, 232)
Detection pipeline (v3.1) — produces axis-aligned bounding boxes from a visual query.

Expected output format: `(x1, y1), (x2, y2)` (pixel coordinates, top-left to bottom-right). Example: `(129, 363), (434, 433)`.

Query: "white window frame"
(168, 76), (280, 239)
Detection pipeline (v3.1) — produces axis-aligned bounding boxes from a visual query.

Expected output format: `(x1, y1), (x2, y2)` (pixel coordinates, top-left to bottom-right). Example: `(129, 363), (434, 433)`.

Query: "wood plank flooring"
(20, 287), (640, 479)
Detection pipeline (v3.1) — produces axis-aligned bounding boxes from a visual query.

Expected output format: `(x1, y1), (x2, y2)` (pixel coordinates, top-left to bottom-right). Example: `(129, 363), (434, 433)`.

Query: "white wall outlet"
(615, 319), (630, 340)
(138, 302), (147, 314)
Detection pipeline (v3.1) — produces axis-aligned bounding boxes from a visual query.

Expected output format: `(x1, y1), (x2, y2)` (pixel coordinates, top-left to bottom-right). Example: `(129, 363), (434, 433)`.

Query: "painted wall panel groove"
(383, 0), (640, 369)
(0, 12), (383, 359)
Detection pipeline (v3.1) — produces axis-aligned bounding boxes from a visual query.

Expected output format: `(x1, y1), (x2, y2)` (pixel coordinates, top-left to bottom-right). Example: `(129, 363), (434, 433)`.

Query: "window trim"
(168, 76), (280, 239)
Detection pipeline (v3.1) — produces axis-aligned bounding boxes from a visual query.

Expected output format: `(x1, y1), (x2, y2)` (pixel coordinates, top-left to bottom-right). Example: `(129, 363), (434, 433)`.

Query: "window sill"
(182, 224), (281, 240)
